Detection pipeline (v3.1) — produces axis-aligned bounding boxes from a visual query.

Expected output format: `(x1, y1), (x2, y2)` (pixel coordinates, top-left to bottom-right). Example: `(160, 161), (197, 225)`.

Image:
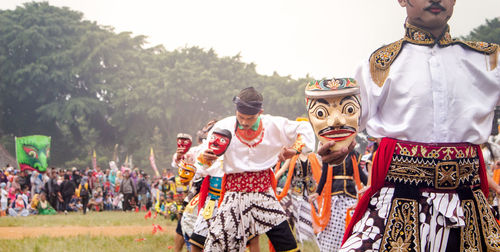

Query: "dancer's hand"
(202, 149), (217, 162)
(278, 147), (297, 162)
(317, 140), (356, 165)
(308, 193), (319, 203)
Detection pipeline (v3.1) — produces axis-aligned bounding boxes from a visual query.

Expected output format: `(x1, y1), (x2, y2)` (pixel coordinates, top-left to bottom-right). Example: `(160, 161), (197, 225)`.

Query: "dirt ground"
(0, 225), (175, 239)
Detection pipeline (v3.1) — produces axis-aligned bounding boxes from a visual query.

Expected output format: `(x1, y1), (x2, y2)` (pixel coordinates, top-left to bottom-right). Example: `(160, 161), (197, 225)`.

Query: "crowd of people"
(0, 163), (191, 219)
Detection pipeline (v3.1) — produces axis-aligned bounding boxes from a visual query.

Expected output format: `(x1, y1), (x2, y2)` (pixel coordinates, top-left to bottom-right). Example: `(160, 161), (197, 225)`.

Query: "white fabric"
(195, 155), (224, 177)
(357, 43), (500, 144)
(205, 114), (316, 174)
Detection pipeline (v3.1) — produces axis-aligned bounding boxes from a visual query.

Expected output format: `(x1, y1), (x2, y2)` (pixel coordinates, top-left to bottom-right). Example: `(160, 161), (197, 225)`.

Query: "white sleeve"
(275, 116), (316, 153)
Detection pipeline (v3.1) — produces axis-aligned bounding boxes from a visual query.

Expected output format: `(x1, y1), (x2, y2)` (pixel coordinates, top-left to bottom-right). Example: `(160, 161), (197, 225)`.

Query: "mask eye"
(342, 103), (359, 116)
(23, 146), (38, 159)
(312, 106), (328, 119)
(219, 138), (226, 144)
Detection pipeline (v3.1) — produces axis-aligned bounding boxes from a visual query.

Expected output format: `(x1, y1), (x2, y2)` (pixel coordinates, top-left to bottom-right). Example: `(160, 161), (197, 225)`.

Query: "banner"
(150, 147), (160, 177)
(15, 135), (51, 173)
(92, 149), (97, 171)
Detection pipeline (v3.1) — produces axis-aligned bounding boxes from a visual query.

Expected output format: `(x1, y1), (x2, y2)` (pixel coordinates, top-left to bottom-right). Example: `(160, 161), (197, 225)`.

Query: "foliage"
(462, 18), (500, 44)
(0, 2), (315, 170)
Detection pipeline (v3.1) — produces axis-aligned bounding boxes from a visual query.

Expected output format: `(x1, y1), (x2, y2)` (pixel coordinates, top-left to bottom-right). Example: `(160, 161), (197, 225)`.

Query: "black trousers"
(81, 196), (89, 214)
(123, 193), (134, 211)
(265, 220), (299, 252)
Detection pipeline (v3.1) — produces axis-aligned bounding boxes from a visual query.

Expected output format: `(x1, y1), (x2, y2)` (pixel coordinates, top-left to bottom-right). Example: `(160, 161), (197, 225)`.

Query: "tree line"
(0, 2), (498, 173)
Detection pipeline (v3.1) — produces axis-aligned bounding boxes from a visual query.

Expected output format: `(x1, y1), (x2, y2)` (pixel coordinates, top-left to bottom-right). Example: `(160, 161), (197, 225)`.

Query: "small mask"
(305, 78), (360, 152)
(208, 128), (232, 156)
(178, 160), (196, 184)
(176, 133), (193, 155)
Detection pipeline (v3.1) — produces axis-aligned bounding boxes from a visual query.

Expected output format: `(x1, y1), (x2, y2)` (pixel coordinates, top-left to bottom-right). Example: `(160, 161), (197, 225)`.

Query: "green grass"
(0, 211), (166, 227)
(0, 211), (319, 251)
(0, 233), (175, 252)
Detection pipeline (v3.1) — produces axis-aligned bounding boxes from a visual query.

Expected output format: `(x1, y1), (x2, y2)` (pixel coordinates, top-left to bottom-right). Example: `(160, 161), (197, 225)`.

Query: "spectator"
(61, 174), (76, 214)
(77, 177), (91, 214)
(68, 194), (81, 212)
(72, 168), (82, 186)
(8, 194), (29, 217)
(0, 182), (7, 216)
(119, 170), (136, 211)
(136, 172), (150, 211)
(37, 192), (56, 215)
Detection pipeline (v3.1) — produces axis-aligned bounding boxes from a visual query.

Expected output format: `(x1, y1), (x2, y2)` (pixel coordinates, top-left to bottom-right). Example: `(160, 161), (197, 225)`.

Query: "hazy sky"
(2, 0), (499, 79)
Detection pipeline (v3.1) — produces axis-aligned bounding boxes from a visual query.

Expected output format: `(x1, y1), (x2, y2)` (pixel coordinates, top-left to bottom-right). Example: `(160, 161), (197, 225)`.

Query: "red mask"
(208, 133), (230, 156)
(177, 138), (192, 154)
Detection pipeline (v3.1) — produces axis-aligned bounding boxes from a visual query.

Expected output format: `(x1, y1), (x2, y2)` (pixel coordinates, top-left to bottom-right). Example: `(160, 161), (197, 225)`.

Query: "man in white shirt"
(201, 87), (315, 252)
(341, 0), (500, 251)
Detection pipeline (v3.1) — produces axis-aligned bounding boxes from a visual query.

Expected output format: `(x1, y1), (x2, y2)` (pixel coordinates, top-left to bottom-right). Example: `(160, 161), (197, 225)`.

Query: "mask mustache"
(318, 125), (357, 135)
(424, 3), (446, 11)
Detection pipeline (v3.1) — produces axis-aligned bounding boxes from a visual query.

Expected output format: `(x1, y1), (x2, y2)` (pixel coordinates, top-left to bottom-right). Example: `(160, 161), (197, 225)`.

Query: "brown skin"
(398, 0), (456, 38)
(317, 139), (356, 165)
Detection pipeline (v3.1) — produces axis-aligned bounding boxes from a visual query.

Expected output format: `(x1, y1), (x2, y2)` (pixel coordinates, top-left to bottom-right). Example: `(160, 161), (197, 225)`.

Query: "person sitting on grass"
(68, 194), (82, 212)
(9, 194), (29, 217)
(37, 192), (56, 215)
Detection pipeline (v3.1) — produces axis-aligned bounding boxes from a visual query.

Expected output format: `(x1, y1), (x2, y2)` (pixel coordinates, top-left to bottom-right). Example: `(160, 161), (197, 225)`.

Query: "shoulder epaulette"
(454, 40), (499, 71)
(369, 39), (404, 87)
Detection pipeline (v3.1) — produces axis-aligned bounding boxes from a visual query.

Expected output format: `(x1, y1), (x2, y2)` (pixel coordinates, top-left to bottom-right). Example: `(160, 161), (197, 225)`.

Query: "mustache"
(318, 125), (357, 135)
(424, 3), (446, 11)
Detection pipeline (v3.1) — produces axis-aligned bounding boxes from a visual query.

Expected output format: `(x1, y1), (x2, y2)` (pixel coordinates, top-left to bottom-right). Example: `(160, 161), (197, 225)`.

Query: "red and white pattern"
(225, 170), (271, 192)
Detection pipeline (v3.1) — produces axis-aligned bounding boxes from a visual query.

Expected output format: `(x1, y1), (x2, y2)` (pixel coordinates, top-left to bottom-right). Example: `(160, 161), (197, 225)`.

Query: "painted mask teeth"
(324, 132), (351, 138)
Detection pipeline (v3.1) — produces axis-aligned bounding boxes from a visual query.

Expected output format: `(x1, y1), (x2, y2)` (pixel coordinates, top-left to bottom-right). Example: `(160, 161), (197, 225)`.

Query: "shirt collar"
(404, 21), (453, 47)
(237, 116), (261, 131)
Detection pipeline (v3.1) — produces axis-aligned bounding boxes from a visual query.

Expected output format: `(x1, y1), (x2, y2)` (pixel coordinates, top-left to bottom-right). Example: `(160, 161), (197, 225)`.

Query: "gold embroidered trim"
(460, 200), (482, 252)
(387, 156), (478, 188)
(472, 189), (500, 250)
(380, 198), (420, 252)
(404, 22), (453, 46)
(369, 22), (499, 86)
(369, 39), (404, 87)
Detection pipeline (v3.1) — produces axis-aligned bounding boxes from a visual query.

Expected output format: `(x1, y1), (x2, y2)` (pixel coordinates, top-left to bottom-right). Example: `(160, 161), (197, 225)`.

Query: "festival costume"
(315, 151), (366, 252)
(275, 154), (319, 246)
(341, 23), (500, 251)
(203, 114), (315, 252)
(303, 78), (362, 252)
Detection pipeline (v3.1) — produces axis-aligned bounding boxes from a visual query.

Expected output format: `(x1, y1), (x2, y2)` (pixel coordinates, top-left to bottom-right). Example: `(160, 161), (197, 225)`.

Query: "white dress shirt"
(357, 42), (500, 144)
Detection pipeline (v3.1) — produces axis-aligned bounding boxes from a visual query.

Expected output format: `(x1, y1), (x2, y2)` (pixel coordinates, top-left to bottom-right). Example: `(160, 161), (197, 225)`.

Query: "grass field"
(0, 211), (319, 252)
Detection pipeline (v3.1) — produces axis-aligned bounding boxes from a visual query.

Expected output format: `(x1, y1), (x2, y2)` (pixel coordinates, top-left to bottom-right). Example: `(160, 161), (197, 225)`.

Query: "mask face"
(15, 135), (51, 173)
(177, 138), (192, 154)
(307, 95), (360, 152)
(208, 133), (231, 156)
(178, 161), (196, 184)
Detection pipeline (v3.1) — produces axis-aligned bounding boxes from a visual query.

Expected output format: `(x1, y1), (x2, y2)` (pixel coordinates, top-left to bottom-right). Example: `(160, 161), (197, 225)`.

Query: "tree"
(462, 17), (500, 44)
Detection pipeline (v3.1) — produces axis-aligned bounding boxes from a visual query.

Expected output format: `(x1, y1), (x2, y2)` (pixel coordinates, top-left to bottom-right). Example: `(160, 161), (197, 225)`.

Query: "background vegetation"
(0, 2), (498, 172)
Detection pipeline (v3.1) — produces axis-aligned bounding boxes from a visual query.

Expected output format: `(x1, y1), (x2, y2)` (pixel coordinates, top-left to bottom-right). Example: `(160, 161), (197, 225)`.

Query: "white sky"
(1, 0), (499, 79)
